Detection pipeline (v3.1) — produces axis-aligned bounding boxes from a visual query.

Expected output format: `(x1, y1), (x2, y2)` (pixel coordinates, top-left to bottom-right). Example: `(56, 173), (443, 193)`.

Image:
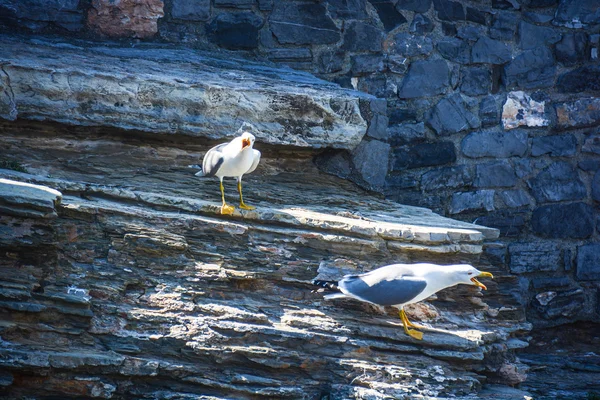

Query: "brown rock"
(88, 0), (164, 39)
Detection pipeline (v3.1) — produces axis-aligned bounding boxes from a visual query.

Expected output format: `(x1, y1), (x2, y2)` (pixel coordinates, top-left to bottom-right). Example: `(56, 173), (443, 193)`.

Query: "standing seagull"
(313, 263), (493, 340)
(197, 131), (261, 215)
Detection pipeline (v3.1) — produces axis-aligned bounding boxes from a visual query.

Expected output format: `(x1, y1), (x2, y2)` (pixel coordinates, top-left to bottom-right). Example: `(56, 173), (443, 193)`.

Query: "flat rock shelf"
(0, 125), (532, 399)
(0, 34), (380, 150)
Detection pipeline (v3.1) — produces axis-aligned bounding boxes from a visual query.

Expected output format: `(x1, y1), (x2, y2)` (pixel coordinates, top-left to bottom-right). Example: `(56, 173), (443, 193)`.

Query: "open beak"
(470, 271), (493, 290)
(241, 138), (251, 150)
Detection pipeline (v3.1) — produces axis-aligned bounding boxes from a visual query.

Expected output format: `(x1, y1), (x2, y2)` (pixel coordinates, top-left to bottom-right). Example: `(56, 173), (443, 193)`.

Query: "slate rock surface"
(0, 35), (373, 150)
(0, 125), (529, 399)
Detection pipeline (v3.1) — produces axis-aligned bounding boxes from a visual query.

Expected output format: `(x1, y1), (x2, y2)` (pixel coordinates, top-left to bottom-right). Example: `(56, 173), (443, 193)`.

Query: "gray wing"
(246, 149), (261, 174)
(201, 143), (227, 177)
(339, 275), (427, 306)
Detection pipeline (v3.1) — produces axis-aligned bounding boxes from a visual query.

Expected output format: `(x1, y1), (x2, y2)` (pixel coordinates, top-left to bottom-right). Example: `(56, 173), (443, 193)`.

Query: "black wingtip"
(312, 280), (339, 290)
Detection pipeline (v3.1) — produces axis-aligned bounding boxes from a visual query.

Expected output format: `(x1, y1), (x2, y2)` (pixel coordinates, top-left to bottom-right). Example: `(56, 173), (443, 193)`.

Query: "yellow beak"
(470, 271), (493, 290)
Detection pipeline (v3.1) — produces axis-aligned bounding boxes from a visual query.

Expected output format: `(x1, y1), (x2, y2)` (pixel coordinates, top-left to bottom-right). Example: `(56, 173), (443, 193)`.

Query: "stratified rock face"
(0, 35), (373, 150)
(88, 0), (165, 38)
(0, 0), (84, 31)
(0, 126), (529, 399)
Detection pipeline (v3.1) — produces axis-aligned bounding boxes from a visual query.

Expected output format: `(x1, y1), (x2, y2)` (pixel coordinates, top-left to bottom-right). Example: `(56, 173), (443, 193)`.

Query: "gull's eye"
(468, 272), (473, 275)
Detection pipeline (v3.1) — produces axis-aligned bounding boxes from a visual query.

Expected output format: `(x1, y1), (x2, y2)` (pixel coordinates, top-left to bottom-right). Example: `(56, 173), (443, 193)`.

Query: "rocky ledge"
(0, 124), (530, 399)
(0, 35), (381, 150)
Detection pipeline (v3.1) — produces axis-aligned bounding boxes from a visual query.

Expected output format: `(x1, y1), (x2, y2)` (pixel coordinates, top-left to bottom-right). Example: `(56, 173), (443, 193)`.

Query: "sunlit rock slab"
(0, 34), (375, 149)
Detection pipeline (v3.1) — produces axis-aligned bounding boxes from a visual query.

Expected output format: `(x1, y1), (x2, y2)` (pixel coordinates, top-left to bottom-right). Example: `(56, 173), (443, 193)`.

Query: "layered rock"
(0, 35), (377, 150)
(0, 125), (529, 399)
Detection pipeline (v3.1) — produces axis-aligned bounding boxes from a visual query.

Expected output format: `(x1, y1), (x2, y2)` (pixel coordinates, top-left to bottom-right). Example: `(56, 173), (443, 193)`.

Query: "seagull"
(196, 131), (261, 215)
(313, 263), (493, 340)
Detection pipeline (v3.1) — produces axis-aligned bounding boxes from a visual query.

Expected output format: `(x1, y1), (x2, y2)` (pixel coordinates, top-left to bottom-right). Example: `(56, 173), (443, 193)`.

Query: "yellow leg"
(220, 181), (235, 215)
(237, 181), (255, 210)
(399, 309), (423, 340)
(400, 309), (425, 329)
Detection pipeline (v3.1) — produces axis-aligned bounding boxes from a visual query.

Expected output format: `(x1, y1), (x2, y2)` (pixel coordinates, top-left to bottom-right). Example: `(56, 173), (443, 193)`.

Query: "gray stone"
(523, 11), (554, 23)
(214, 0), (253, 8)
(370, 98), (387, 115)
(369, 0), (408, 32)
(257, 0), (273, 10)
(437, 38), (471, 64)
(172, 0), (210, 21)
(267, 48), (312, 62)
(466, 7), (487, 25)
(457, 26), (486, 42)
(554, 0), (600, 27)
(366, 114), (389, 141)
(317, 50), (346, 74)
(556, 98), (600, 129)
(351, 55), (385, 76)
(0, 36), (372, 150)
(432, 0), (465, 21)
(387, 55), (409, 74)
(461, 129), (528, 158)
(392, 142), (456, 170)
(442, 22), (457, 36)
(450, 190), (495, 214)
(509, 242), (561, 274)
(384, 173), (419, 190)
(410, 14), (434, 34)
(398, 60), (449, 98)
(475, 161), (517, 188)
(0, 69), (17, 121)
(207, 12), (264, 50)
(532, 203), (594, 239)
(480, 95), (501, 127)
(531, 135), (577, 157)
(593, 171), (600, 202)
(490, 12), (518, 41)
(518, 21), (561, 50)
(500, 189), (531, 208)
(582, 135), (600, 155)
(388, 122), (426, 146)
(523, 0), (558, 7)
(578, 159), (600, 172)
(532, 277), (572, 290)
(529, 162), (587, 203)
(270, 2), (340, 45)
(477, 213), (526, 237)
(472, 37), (512, 64)
(351, 140), (390, 190)
(483, 243), (507, 266)
(314, 150), (352, 179)
(503, 47), (556, 89)
(514, 159), (533, 178)
(396, 0), (431, 13)
(328, 0), (368, 19)
(426, 94), (480, 135)
(0, 0), (84, 31)
(555, 32), (588, 66)
(0, 178), (62, 219)
(557, 65), (600, 93)
(493, 0), (521, 9)
(460, 67), (491, 96)
(342, 22), (384, 52)
(576, 244), (600, 281)
(421, 165), (473, 190)
(355, 76), (394, 98)
(391, 33), (434, 57)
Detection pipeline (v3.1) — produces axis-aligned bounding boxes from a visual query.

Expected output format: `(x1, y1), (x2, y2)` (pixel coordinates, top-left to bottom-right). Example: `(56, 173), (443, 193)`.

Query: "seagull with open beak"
(197, 131), (261, 215)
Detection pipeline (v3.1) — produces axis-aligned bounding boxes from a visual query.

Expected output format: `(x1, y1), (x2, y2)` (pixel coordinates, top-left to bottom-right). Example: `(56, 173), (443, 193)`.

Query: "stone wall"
(1, 0), (599, 328)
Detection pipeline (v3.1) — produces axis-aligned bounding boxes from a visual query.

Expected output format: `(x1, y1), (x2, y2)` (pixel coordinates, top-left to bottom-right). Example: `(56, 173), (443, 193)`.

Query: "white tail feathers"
(324, 293), (347, 300)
